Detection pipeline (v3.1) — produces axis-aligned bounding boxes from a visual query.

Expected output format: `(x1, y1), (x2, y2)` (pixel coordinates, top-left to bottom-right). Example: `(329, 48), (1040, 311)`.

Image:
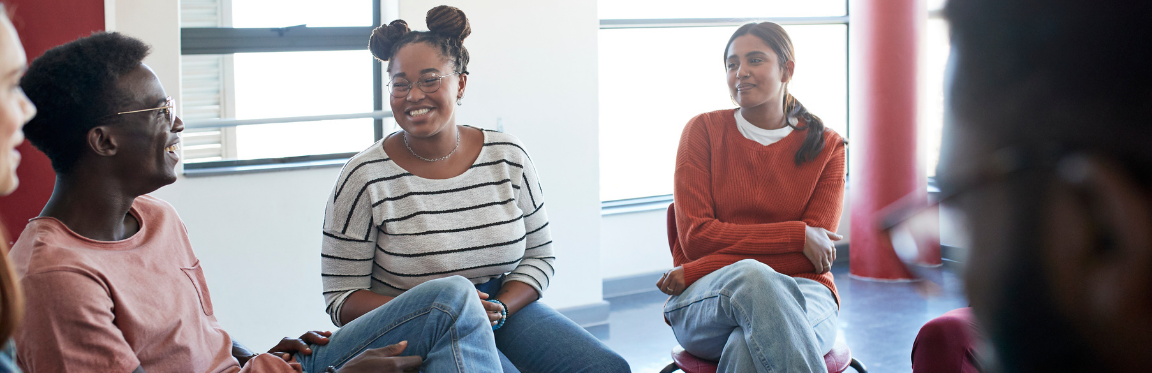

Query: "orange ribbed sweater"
(673, 109), (846, 306)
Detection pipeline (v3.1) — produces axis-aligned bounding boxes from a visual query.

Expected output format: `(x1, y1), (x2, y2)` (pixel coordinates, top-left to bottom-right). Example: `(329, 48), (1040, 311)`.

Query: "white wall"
(110, 0), (603, 349)
(151, 168), (343, 347)
(106, 0), (182, 119)
(398, 0), (604, 309)
(601, 209), (672, 279)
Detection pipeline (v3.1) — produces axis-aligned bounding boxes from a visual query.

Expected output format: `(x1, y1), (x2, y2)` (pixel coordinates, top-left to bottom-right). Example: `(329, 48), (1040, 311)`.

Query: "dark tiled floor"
(600, 262), (968, 373)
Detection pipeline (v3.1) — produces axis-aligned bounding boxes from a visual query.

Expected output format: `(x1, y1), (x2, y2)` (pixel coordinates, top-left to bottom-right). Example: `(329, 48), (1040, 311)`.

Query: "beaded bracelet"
(485, 299), (508, 330)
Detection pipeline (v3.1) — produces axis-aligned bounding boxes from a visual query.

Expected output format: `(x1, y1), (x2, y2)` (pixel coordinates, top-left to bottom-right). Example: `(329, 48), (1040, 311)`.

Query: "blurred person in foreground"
(930, 0), (1152, 371)
(0, 5), (38, 373)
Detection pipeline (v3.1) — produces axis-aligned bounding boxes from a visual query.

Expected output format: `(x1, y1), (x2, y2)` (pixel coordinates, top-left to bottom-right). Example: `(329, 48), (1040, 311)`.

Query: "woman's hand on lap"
(656, 267), (686, 296)
(481, 297), (505, 326)
(803, 225), (841, 274)
(475, 290), (503, 326)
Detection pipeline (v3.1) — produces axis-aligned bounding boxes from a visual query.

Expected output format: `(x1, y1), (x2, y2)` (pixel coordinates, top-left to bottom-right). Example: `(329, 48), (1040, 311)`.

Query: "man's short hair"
(20, 32), (150, 174)
(945, 0), (1152, 184)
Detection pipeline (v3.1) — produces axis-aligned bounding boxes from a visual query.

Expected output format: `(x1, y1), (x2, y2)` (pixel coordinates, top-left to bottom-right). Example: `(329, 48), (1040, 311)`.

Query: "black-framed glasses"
(101, 96), (176, 125)
(877, 143), (1071, 285)
(387, 72), (461, 98)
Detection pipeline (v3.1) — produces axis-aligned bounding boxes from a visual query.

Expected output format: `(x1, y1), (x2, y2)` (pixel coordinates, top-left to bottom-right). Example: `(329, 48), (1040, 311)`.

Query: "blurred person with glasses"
(655, 21), (847, 372)
(320, 6), (629, 373)
(889, 0), (1152, 372)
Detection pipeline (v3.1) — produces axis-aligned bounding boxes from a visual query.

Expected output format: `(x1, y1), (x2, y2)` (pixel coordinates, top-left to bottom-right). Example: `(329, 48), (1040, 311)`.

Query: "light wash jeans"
(664, 259), (838, 373)
(478, 277), (631, 373)
(296, 276), (502, 373)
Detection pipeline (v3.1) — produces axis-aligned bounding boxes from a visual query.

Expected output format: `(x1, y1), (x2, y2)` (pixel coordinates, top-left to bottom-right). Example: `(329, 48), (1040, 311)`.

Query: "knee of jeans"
(425, 276), (481, 308)
(728, 259), (776, 280)
(438, 275), (476, 291)
(586, 350), (630, 373)
(730, 259), (776, 274)
(725, 260), (784, 293)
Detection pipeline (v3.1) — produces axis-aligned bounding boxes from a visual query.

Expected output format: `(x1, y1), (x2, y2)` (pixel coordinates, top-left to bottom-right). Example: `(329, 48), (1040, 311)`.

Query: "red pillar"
(0, 0), (104, 244)
(848, 0), (934, 280)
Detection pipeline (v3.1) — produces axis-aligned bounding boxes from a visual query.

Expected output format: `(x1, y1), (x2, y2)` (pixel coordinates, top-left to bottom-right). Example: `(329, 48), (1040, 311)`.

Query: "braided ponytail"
(784, 93), (827, 164)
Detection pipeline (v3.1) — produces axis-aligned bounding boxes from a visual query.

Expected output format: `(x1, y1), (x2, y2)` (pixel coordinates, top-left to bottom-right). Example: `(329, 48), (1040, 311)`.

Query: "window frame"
(597, 11), (851, 212)
(177, 0), (388, 175)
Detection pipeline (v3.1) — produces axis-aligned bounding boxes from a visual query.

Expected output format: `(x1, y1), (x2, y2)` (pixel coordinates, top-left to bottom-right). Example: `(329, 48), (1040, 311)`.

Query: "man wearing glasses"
(10, 32), (501, 373)
(905, 0), (1152, 372)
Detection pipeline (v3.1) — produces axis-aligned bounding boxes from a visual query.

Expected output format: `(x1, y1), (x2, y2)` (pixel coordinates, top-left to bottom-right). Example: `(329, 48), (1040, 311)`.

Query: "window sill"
(601, 194), (673, 216)
(600, 179), (939, 216)
(182, 152), (357, 178)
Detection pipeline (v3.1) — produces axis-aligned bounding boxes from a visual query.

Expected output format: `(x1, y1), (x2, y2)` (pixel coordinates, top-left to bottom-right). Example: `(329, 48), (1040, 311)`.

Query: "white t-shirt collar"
(734, 109), (793, 146)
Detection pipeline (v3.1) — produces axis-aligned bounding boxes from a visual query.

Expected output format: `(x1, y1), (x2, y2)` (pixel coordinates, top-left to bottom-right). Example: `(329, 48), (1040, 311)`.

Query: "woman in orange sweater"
(656, 21), (846, 372)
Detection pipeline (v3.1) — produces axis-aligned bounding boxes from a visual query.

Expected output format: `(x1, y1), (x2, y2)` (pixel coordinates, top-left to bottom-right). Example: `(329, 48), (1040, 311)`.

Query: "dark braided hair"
(725, 22), (827, 165)
(369, 5), (471, 75)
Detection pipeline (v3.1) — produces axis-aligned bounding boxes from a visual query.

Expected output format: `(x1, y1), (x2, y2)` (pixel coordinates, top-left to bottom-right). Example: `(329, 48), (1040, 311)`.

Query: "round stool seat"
(669, 346), (716, 373)
(824, 338), (853, 372)
(668, 338), (858, 373)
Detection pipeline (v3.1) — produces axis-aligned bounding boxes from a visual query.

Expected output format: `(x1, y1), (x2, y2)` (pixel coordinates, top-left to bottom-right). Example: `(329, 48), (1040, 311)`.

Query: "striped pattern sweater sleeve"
(320, 130), (555, 326)
(672, 109), (845, 305)
(508, 152), (555, 294)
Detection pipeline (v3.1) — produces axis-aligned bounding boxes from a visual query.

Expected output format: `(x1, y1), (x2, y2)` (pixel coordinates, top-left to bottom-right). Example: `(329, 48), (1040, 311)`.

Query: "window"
(598, 1), (849, 202)
(178, 0), (391, 169)
(598, 0), (845, 19)
(922, 2), (949, 178)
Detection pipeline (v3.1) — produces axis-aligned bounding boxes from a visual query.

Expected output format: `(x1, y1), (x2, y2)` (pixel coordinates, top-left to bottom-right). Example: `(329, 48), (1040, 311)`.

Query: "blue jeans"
(664, 260), (838, 373)
(480, 277), (630, 373)
(296, 276), (502, 373)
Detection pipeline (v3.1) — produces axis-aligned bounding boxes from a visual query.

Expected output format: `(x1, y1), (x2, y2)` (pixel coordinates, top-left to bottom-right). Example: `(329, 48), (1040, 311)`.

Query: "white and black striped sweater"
(321, 129), (555, 326)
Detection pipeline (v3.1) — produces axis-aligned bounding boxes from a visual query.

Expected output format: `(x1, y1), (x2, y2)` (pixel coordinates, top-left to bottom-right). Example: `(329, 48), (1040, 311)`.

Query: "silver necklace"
(403, 128), (460, 162)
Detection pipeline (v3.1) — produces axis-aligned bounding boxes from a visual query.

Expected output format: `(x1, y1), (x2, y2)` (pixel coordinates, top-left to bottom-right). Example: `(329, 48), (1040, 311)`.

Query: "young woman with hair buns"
(655, 22), (846, 372)
(320, 6), (629, 373)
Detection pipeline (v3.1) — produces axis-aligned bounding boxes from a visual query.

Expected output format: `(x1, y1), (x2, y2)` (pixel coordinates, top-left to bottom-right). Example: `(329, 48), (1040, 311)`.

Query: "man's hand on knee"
(337, 340), (423, 373)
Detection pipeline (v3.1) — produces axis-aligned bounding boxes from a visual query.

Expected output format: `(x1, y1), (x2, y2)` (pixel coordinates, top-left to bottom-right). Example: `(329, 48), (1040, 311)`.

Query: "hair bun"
(369, 19), (410, 61)
(426, 5), (470, 42)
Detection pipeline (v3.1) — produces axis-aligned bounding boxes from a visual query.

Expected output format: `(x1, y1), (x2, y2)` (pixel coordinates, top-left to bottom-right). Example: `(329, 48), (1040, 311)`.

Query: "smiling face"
(105, 64), (183, 190)
(388, 42), (466, 138)
(726, 34), (792, 111)
(0, 16), (36, 196)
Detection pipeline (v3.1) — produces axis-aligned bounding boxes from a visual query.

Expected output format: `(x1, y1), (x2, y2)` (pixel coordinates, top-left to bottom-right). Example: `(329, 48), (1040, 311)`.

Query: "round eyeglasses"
(387, 72), (461, 98)
(877, 143), (1072, 292)
(101, 96), (176, 125)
